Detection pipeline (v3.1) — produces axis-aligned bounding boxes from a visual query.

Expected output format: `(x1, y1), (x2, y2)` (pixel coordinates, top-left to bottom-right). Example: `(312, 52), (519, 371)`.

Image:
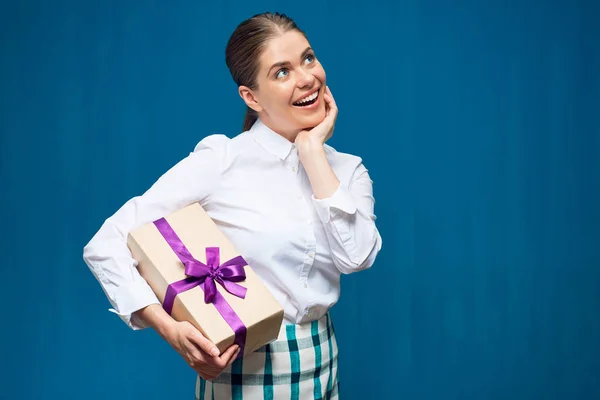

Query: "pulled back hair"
(225, 12), (306, 132)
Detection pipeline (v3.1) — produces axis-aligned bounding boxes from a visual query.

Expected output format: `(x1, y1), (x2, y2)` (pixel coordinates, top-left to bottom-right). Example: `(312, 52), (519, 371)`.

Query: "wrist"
(296, 136), (324, 157)
(161, 319), (179, 343)
(135, 303), (178, 340)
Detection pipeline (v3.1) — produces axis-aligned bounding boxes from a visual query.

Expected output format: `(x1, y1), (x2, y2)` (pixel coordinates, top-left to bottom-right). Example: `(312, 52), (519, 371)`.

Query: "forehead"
(259, 30), (311, 68)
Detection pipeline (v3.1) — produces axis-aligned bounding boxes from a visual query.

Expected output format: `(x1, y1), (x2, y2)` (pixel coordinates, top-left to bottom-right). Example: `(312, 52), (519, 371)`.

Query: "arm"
(296, 139), (340, 200)
(299, 141), (382, 273)
(83, 135), (242, 379)
(296, 88), (382, 274)
(83, 135), (226, 330)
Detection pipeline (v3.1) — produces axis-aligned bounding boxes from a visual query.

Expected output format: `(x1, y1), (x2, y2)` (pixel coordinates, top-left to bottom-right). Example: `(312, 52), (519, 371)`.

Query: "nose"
(296, 68), (315, 89)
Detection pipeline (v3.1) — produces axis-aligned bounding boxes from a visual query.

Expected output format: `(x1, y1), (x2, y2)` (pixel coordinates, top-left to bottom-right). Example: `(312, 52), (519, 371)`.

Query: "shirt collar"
(250, 119), (295, 160)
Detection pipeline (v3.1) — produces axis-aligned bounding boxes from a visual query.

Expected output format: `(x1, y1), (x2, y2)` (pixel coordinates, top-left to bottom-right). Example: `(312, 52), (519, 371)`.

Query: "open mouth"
(293, 90), (319, 107)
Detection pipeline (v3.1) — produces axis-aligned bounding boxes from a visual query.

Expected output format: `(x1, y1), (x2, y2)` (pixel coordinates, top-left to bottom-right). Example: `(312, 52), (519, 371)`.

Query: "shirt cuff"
(109, 278), (160, 330)
(312, 184), (358, 224)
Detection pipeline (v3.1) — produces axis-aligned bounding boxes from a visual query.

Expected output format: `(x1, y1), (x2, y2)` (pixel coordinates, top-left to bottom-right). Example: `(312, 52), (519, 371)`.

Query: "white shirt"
(83, 119), (382, 329)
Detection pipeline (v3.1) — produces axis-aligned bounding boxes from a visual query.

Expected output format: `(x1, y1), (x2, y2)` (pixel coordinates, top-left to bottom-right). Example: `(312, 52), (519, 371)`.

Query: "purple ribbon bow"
(166, 247), (248, 310)
(153, 217), (248, 356)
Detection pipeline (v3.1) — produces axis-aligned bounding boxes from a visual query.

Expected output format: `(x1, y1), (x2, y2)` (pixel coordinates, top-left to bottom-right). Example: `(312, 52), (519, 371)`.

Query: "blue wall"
(1, 1), (599, 398)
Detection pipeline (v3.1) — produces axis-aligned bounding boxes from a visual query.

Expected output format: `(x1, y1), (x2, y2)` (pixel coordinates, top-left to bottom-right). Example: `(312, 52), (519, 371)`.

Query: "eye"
(275, 68), (289, 79)
(303, 53), (316, 65)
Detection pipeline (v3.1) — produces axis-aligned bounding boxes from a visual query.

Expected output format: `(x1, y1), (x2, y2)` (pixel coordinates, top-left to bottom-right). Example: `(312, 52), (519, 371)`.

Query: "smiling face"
(238, 30), (327, 139)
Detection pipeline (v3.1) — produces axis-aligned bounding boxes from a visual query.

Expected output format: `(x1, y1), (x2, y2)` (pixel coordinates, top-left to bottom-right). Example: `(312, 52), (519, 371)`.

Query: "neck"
(258, 116), (301, 143)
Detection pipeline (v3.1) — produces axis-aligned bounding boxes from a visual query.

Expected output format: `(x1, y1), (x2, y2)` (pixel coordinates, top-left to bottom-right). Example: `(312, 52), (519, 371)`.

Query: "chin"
(298, 107), (327, 130)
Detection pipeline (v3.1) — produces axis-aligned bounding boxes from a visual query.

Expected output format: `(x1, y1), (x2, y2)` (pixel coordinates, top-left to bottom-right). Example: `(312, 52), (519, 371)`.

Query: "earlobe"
(238, 86), (263, 113)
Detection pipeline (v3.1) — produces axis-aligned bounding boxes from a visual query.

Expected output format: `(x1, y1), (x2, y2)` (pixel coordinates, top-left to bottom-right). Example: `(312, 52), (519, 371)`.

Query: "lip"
(292, 87), (322, 110)
(292, 87), (321, 105)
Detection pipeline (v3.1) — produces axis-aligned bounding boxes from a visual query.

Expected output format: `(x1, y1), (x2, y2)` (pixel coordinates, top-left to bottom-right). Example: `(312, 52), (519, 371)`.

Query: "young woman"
(83, 12), (382, 400)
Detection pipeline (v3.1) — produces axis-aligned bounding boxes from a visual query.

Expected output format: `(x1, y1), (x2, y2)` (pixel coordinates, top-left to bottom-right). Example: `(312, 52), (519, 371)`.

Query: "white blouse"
(83, 119), (382, 329)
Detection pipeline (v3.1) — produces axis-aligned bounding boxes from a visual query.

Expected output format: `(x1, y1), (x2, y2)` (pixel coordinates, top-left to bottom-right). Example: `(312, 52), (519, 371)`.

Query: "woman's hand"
(165, 320), (240, 380)
(295, 86), (338, 148)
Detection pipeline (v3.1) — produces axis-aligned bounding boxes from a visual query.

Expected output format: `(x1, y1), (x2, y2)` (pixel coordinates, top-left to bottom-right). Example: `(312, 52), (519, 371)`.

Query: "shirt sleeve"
(311, 163), (383, 274)
(82, 134), (228, 330)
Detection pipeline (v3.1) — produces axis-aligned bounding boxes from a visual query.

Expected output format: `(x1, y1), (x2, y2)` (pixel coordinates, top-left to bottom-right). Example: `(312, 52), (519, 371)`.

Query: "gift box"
(127, 202), (284, 357)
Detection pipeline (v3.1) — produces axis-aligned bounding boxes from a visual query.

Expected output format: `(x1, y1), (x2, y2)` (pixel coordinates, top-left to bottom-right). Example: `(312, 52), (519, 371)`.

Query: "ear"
(238, 86), (263, 113)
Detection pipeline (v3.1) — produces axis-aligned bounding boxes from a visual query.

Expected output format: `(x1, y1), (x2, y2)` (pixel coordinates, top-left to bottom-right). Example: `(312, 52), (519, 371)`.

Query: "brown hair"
(225, 12), (306, 132)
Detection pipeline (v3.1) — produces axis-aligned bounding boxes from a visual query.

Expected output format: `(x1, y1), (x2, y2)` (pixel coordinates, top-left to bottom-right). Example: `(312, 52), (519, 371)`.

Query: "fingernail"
(211, 347), (220, 356)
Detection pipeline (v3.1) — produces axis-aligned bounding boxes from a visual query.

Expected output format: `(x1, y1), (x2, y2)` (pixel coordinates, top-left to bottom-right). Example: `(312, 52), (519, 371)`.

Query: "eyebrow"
(267, 47), (313, 76)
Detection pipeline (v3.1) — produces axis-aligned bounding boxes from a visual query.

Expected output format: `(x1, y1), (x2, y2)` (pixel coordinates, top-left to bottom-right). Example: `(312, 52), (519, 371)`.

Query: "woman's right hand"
(165, 320), (241, 380)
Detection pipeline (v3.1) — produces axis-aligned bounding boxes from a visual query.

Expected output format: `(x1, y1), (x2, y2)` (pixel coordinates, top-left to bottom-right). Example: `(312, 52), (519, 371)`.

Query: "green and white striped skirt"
(196, 313), (339, 399)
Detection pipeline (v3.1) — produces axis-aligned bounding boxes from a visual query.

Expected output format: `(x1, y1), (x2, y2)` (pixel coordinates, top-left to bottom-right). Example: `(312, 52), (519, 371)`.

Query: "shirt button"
(303, 282), (308, 288)
(308, 252), (315, 258)
(292, 166), (297, 172)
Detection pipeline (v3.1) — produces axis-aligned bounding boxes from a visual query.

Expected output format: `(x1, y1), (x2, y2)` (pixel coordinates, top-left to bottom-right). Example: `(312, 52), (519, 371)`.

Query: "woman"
(83, 12), (382, 400)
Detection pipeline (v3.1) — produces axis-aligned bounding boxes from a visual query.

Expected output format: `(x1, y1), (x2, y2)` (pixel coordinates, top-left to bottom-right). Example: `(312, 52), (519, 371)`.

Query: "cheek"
(260, 89), (285, 112)
(315, 65), (326, 83)
(272, 84), (295, 107)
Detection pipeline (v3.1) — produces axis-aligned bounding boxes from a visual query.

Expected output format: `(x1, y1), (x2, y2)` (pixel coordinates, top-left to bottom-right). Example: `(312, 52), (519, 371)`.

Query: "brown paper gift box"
(127, 202), (284, 356)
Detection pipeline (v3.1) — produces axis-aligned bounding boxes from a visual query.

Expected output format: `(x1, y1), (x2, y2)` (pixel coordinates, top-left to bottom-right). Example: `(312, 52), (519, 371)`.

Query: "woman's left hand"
(295, 86), (338, 147)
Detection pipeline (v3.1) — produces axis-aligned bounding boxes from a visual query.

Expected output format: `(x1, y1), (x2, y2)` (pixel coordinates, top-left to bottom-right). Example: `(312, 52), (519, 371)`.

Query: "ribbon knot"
(178, 247), (248, 305)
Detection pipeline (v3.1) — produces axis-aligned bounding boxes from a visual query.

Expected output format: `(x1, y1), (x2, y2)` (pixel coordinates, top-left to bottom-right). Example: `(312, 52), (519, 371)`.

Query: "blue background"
(1, 1), (599, 399)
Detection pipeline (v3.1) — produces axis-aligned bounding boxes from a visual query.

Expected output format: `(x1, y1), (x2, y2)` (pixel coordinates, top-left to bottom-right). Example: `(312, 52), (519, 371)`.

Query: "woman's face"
(240, 30), (327, 138)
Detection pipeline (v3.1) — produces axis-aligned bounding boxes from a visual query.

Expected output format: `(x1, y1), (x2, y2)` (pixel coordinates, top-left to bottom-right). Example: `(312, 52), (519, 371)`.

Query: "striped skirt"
(196, 313), (339, 399)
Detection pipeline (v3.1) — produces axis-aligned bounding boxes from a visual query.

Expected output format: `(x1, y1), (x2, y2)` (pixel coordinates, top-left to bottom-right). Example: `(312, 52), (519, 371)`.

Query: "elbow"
(83, 234), (97, 259)
(82, 217), (125, 264)
(337, 259), (372, 275)
(82, 238), (104, 281)
(336, 230), (382, 275)
(82, 237), (96, 266)
(82, 228), (104, 266)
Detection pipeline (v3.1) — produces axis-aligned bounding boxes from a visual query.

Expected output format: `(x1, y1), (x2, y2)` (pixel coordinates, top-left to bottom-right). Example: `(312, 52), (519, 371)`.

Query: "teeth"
(295, 91), (318, 105)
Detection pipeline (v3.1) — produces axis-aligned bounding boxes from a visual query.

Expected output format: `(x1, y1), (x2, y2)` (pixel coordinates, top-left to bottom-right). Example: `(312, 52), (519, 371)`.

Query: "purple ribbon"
(153, 217), (248, 355)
